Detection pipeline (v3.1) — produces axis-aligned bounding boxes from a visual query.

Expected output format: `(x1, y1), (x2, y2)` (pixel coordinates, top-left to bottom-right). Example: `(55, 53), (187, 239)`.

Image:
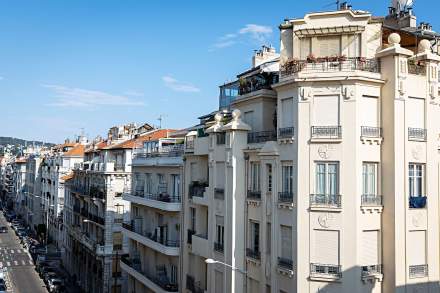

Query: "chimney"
(252, 45), (279, 68)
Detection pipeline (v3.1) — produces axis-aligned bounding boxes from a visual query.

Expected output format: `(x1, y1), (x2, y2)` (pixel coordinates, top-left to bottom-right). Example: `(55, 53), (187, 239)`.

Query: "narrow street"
(0, 213), (47, 293)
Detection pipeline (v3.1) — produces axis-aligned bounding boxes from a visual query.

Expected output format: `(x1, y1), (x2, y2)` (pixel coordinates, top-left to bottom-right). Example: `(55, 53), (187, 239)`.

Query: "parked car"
(43, 271), (58, 283)
(47, 278), (64, 292)
(39, 266), (56, 278)
(0, 226), (7, 233)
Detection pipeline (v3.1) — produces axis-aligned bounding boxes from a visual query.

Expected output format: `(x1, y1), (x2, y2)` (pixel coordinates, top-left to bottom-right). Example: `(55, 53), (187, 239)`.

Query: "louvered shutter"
(408, 97), (425, 129)
(409, 231), (426, 265)
(361, 230), (379, 265)
(314, 95), (340, 126)
(314, 230), (339, 264)
(281, 98), (294, 128)
(318, 36), (341, 57)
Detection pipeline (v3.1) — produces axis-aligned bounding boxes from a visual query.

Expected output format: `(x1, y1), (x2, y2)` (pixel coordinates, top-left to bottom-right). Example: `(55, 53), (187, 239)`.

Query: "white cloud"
(43, 84), (145, 107)
(124, 90), (145, 97)
(211, 24), (273, 50)
(162, 76), (200, 93)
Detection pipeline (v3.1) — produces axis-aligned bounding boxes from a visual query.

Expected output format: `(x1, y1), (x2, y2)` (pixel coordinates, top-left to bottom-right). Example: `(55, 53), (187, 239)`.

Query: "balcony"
(362, 264), (383, 281)
(278, 257), (294, 271)
(189, 182), (208, 199)
(409, 264), (428, 278)
(132, 146), (184, 166)
(278, 192), (294, 204)
(120, 256), (178, 293)
(408, 128), (427, 141)
(311, 126), (342, 140)
(247, 131), (277, 144)
(246, 248), (261, 260)
(409, 196), (427, 209)
(191, 234), (209, 258)
(122, 223), (179, 256)
(408, 61), (426, 76)
(361, 194), (382, 206)
(214, 188), (224, 200)
(281, 57), (380, 78)
(123, 192), (181, 212)
(310, 194), (341, 210)
(310, 263), (342, 281)
(247, 190), (261, 201)
(214, 242), (224, 253)
(361, 126), (381, 138)
(278, 127), (295, 139)
(238, 73), (278, 96)
(186, 275), (205, 293)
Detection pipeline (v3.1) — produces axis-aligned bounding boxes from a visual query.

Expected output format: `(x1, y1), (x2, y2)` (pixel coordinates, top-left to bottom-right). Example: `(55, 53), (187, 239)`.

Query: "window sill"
(278, 202), (295, 209)
(246, 199), (261, 207)
(309, 274), (342, 282)
(278, 137), (295, 144)
(362, 273), (383, 283)
(246, 256), (261, 266)
(310, 137), (342, 144)
(277, 267), (295, 277)
(309, 206), (342, 212)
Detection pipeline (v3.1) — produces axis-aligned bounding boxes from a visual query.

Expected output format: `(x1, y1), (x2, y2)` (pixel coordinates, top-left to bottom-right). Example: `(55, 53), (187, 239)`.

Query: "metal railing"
(278, 192), (294, 203)
(189, 182), (207, 198)
(361, 126), (381, 138)
(310, 194), (341, 208)
(311, 126), (342, 139)
(247, 190), (261, 200)
(214, 188), (225, 200)
(121, 256), (178, 292)
(310, 263), (342, 278)
(278, 127), (295, 139)
(123, 222), (179, 247)
(133, 146), (184, 159)
(130, 191), (181, 203)
(362, 264), (382, 277)
(361, 194), (383, 206)
(408, 62), (426, 76)
(278, 257), (294, 270)
(409, 196), (427, 209)
(214, 242), (224, 253)
(409, 264), (428, 278)
(246, 248), (261, 260)
(247, 131), (277, 144)
(281, 57), (380, 77)
(408, 128), (427, 141)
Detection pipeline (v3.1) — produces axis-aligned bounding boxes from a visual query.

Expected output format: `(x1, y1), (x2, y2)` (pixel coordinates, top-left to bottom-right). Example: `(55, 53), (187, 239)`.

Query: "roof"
(53, 142), (77, 150)
(104, 129), (178, 150)
(84, 140), (108, 153)
(63, 144), (85, 157)
(61, 173), (74, 181)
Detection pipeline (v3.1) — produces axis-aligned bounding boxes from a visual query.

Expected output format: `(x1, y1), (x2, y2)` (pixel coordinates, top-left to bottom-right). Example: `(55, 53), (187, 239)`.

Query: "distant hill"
(0, 136), (54, 147)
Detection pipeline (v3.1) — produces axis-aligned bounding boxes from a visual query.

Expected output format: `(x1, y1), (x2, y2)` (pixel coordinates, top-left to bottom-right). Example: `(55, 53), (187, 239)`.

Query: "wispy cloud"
(124, 90), (144, 97)
(162, 76), (200, 93)
(211, 24), (273, 50)
(43, 84), (145, 108)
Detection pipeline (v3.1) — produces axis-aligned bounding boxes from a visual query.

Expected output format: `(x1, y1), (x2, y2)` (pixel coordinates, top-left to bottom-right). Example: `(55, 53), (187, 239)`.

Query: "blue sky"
(0, 0), (438, 143)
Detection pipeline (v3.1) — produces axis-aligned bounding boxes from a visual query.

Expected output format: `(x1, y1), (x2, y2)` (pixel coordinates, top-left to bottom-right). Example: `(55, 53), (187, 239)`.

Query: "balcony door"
(316, 162), (339, 202)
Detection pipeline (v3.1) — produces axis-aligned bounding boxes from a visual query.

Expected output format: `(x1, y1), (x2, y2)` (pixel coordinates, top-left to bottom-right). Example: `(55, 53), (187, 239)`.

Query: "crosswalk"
(0, 260), (33, 268)
(0, 247), (34, 269)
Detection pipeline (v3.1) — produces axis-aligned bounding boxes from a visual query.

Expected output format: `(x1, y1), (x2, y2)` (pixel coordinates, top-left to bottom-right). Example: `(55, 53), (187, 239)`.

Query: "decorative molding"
(411, 212), (424, 228)
(411, 146), (423, 161)
(318, 213), (335, 228)
(318, 145), (334, 159)
(343, 86), (355, 100)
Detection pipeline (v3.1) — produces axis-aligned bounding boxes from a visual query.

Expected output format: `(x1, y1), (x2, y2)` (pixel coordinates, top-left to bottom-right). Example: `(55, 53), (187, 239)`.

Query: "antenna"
(323, 0), (340, 10)
(157, 114), (167, 129)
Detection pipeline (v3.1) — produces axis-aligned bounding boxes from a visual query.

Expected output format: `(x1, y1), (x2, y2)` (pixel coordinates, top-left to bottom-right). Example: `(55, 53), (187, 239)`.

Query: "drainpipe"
(243, 153), (250, 293)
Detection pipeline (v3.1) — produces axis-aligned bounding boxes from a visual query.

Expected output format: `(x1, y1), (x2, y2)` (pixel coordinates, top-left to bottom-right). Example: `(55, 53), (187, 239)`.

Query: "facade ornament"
(318, 213), (335, 228)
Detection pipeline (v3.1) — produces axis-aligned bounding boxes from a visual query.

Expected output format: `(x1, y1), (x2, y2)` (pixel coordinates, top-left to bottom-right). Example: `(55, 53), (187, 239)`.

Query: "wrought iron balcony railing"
(408, 128), (427, 141)
(278, 257), (294, 270)
(361, 194), (382, 206)
(278, 127), (295, 139)
(247, 190), (262, 200)
(310, 263), (342, 279)
(311, 126), (342, 139)
(362, 264), (382, 277)
(409, 264), (428, 278)
(278, 192), (294, 203)
(361, 126), (381, 138)
(247, 131), (277, 144)
(310, 194), (341, 208)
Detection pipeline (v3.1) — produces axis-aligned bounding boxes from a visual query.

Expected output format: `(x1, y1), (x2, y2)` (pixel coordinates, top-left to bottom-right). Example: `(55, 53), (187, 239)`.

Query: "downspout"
(243, 153), (250, 293)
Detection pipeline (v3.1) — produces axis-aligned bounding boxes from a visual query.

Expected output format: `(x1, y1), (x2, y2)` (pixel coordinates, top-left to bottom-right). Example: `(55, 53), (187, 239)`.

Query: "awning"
(294, 25), (365, 37)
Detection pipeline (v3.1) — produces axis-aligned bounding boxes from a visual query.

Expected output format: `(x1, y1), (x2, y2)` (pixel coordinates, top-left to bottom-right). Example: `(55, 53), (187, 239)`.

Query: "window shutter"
(281, 98), (294, 128)
(361, 96), (379, 127)
(300, 38), (311, 59)
(409, 231), (426, 265)
(313, 95), (340, 126)
(407, 97), (425, 129)
(318, 36), (341, 57)
(281, 225), (292, 259)
(361, 230), (379, 265)
(216, 163), (225, 188)
(314, 230), (339, 264)
(348, 34), (361, 57)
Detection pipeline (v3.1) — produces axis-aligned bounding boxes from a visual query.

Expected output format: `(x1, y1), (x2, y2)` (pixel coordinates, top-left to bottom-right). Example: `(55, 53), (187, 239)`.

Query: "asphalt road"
(0, 214), (47, 293)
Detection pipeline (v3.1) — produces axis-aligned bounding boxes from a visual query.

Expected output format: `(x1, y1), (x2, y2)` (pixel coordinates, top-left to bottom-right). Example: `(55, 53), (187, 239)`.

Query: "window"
(316, 162), (339, 195)
(170, 265), (178, 285)
(267, 223), (271, 254)
(313, 95), (340, 126)
(145, 173), (152, 195)
(282, 165), (293, 193)
(409, 164), (424, 197)
(250, 222), (260, 252)
(134, 173), (144, 195)
(250, 163), (261, 192)
(267, 164), (273, 192)
(281, 98), (294, 128)
(171, 174), (180, 197)
(244, 111), (255, 129)
(280, 225), (292, 260)
(361, 230), (380, 266)
(300, 37), (311, 60)
(314, 230), (339, 265)
(190, 208), (196, 230)
(361, 96), (379, 128)
(362, 163), (378, 196)
(347, 34), (361, 58)
(408, 97), (425, 129)
(216, 216), (224, 249)
(317, 36), (341, 57)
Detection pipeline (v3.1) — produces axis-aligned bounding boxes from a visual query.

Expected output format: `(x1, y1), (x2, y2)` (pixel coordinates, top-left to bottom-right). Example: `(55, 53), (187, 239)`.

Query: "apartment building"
(63, 124), (147, 293)
(41, 140), (85, 248)
(23, 154), (43, 232)
(120, 129), (185, 293)
(12, 158), (28, 218)
(182, 3), (440, 293)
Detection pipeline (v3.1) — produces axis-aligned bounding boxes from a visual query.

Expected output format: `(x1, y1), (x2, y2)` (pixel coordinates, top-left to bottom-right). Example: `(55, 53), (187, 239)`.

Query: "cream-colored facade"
(182, 5), (440, 293)
(121, 132), (184, 293)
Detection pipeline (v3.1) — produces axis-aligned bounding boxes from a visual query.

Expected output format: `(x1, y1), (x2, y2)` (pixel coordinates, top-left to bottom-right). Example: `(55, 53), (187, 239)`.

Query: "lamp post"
(205, 258), (247, 275)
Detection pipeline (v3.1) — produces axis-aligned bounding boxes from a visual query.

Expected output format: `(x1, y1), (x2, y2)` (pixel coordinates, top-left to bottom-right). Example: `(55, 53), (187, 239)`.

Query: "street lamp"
(205, 259), (247, 275)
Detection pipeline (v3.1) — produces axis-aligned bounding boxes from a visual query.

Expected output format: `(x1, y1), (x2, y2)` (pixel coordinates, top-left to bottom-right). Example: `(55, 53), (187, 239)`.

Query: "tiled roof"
(103, 129), (178, 150)
(63, 145), (85, 157)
